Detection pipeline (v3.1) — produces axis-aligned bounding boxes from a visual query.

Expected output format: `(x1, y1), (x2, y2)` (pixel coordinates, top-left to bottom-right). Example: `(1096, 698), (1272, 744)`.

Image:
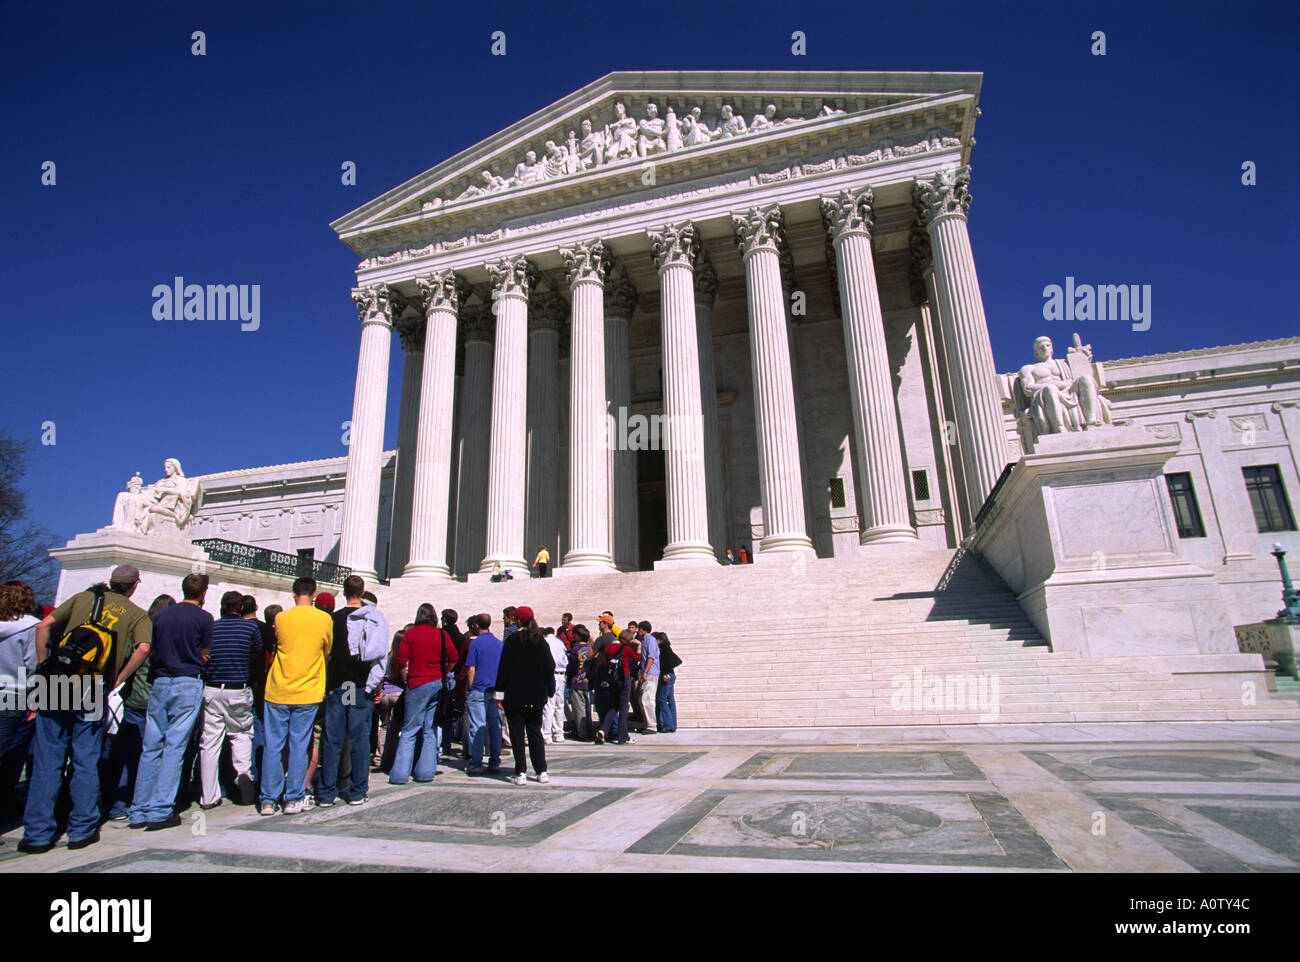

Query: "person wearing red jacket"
(595, 630), (641, 745)
(388, 603), (458, 785)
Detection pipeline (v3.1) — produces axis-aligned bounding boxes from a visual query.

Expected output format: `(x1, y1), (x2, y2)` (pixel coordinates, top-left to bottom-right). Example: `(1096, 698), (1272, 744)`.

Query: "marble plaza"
(3, 722), (1298, 873)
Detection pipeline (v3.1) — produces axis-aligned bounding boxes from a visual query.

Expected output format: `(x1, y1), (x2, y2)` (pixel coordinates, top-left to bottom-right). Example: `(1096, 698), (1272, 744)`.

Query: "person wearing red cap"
(495, 606), (554, 784)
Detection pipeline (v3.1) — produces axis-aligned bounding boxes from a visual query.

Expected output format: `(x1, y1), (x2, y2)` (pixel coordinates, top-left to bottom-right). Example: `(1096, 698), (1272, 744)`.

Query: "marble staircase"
(376, 546), (1297, 728)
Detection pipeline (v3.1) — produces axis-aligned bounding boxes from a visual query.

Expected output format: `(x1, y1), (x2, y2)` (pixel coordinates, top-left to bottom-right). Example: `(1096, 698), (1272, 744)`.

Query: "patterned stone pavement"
(2, 721), (1298, 873)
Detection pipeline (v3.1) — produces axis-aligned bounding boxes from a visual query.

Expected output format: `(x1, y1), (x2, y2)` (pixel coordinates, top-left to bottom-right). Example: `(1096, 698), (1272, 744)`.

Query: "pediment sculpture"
(110, 458), (204, 538)
(1008, 334), (1115, 449)
(426, 98), (879, 210)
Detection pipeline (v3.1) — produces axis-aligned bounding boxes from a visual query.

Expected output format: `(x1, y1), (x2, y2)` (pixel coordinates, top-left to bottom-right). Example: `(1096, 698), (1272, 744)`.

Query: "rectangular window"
(828, 477), (846, 509)
(912, 469), (931, 502)
(1164, 473), (1206, 538)
(1243, 465), (1297, 532)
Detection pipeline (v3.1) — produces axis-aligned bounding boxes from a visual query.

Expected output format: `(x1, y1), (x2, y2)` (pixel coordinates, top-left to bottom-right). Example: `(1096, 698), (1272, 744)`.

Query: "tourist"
(319, 575), (387, 807)
(20, 565), (153, 853)
(533, 545), (550, 578)
(389, 603), (458, 784)
(565, 624), (595, 741)
(463, 613), (503, 775)
(250, 602), (281, 784)
(633, 620), (659, 735)
(261, 576), (332, 816)
(440, 608), (466, 760)
(738, 546), (749, 564)
(502, 606), (519, 639)
(557, 612), (575, 650)
(654, 631), (680, 733)
(374, 626), (407, 772)
(596, 629), (640, 746)
(490, 561), (512, 582)
(314, 591), (335, 615)
(542, 624), (568, 743)
(128, 572), (212, 831)
(198, 590), (263, 809)
(495, 606), (554, 784)
(0, 582), (38, 820)
(725, 548), (736, 564)
(591, 614), (618, 733)
(102, 593), (171, 821)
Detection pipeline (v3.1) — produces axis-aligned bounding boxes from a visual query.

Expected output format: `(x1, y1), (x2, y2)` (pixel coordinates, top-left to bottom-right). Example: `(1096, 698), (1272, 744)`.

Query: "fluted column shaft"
(650, 223), (716, 566)
(915, 168), (1009, 515)
(338, 285), (394, 579)
(525, 296), (561, 567)
(604, 266), (639, 570)
(694, 259), (726, 559)
(479, 258), (531, 573)
(405, 272), (462, 578)
(453, 320), (493, 578)
(562, 241), (615, 569)
(733, 207), (815, 557)
(387, 330), (424, 576)
(824, 188), (917, 544)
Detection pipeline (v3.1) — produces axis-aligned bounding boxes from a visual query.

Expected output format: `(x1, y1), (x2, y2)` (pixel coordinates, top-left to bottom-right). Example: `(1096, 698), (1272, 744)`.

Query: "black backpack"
(596, 649), (623, 692)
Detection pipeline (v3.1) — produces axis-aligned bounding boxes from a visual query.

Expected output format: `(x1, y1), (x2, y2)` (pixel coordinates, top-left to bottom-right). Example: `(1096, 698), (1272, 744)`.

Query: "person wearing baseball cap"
(20, 565), (153, 854)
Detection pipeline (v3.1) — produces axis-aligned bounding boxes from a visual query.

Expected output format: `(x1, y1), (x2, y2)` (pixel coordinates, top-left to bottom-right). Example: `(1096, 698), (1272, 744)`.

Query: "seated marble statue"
(139, 458), (203, 535)
(716, 104), (748, 138)
(637, 102), (668, 157)
(111, 473), (147, 532)
(606, 101), (638, 162)
(1016, 336), (1109, 436)
(578, 119), (605, 168)
(510, 150), (545, 186)
(683, 107), (712, 146)
(750, 104), (778, 131)
(543, 140), (571, 178)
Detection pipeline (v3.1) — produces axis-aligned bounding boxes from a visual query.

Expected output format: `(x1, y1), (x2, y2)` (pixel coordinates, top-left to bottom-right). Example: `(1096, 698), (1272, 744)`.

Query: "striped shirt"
(203, 616), (264, 686)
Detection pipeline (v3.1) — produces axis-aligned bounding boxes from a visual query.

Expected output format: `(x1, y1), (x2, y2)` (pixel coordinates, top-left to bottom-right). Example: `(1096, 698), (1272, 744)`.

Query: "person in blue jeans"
(129, 573), (213, 830)
(463, 613), (503, 774)
(389, 604), (458, 784)
(20, 567), (154, 853)
(654, 632), (680, 733)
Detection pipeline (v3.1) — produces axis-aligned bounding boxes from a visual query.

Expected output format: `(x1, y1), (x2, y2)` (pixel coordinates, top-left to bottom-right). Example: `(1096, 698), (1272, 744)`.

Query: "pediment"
(332, 70), (981, 260)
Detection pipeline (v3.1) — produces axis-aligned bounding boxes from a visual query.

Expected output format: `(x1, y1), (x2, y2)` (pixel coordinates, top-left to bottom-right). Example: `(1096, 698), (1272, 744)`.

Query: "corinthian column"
(733, 206), (814, 558)
(560, 240), (616, 570)
(387, 313), (425, 576)
(604, 263), (639, 570)
(338, 284), (395, 580)
(823, 187), (918, 544)
(452, 305), (494, 578)
(649, 223), (717, 566)
(404, 270), (466, 579)
(525, 291), (564, 569)
(556, 241), (616, 572)
(478, 256), (532, 575)
(914, 167), (1009, 515)
(693, 250), (727, 559)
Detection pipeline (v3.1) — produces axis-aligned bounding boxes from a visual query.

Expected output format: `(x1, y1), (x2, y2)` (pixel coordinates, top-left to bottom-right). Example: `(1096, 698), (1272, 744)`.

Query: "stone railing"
(192, 538), (352, 586)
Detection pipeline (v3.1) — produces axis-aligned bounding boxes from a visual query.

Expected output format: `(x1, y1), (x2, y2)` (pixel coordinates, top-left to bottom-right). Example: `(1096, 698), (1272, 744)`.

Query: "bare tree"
(0, 432), (60, 603)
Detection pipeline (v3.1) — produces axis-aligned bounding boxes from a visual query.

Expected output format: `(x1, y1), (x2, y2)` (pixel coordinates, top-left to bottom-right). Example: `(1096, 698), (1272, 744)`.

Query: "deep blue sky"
(2, 0), (1296, 551)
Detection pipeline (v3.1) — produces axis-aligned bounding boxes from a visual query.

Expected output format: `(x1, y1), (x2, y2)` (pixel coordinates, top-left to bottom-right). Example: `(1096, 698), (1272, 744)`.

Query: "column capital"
(913, 166), (972, 227)
(530, 290), (569, 334)
(394, 312), (427, 352)
(458, 302), (496, 344)
(604, 260), (640, 318)
(415, 269), (469, 315)
(351, 283), (394, 329)
(821, 186), (876, 242)
(487, 255), (535, 300)
(560, 239), (609, 288)
(649, 221), (701, 271)
(694, 247), (718, 307)
(732, 205), (785, 258)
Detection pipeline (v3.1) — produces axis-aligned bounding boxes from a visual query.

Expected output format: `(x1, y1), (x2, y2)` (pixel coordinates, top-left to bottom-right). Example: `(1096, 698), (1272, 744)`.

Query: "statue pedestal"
(50, 527), (298, 607)
(971, 426), (1269, 690)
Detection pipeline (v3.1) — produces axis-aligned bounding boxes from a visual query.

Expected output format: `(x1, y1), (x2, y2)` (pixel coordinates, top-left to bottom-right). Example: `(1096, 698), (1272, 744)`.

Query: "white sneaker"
(302, 795), (316, 811)
(509, 774), (528, 785)
(258, 803), (277, 817)
(552, 735), (565, 743)
(283, 798), (305, 815)
(538, 772), (550, 783)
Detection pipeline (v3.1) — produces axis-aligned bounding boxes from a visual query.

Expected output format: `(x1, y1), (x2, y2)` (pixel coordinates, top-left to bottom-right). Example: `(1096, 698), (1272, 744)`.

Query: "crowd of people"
(0, 566), (681, 854)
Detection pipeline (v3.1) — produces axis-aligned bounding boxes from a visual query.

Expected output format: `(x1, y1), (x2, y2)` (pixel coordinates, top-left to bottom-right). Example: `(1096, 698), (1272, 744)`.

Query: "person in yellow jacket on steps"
(533, 546), (550, 579)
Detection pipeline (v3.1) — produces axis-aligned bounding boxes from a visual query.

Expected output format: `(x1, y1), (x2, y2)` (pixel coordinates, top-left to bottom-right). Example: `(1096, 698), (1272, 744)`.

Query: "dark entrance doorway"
(636, 447), (667, 570)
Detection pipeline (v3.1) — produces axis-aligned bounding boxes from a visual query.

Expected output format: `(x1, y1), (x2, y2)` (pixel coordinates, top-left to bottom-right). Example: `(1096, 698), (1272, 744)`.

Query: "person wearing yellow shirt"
(533, 546), (551, 579)
(260, 576), (332, 816)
